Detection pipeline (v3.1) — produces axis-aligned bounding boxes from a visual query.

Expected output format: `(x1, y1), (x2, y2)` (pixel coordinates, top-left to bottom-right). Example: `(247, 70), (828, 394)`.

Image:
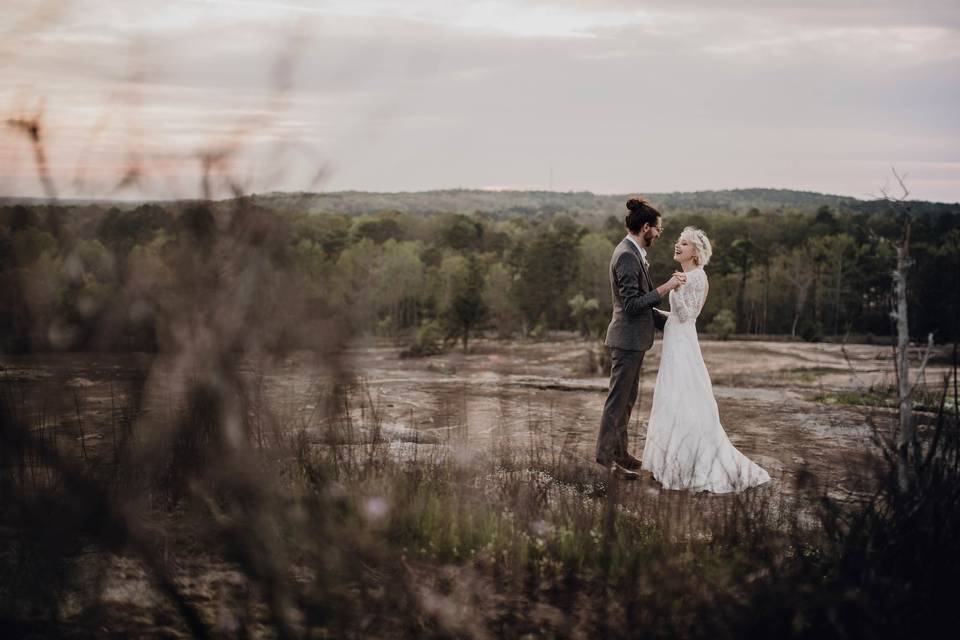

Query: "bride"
(641, 227), (771, 493)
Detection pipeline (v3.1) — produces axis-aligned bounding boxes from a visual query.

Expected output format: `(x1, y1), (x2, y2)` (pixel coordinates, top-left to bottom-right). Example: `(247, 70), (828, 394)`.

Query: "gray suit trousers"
(596, 347), (645, 464)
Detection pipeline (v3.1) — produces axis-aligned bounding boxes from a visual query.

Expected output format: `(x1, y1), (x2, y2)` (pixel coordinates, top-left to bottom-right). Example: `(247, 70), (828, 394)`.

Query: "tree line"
(1, 194), (958, 353)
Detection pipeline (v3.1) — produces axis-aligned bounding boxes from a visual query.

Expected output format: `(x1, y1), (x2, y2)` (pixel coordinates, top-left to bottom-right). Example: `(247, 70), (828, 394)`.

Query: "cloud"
(1, 0), (958, 201)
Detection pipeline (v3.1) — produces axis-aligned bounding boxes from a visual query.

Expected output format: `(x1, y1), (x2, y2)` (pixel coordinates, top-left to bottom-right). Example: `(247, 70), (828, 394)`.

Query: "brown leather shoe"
(609, 462), (639, 481)
(615, 454), (642, 470)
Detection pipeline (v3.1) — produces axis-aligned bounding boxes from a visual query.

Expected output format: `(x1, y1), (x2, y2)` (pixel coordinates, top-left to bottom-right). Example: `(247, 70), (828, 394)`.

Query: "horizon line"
(1, 186), (957, 206)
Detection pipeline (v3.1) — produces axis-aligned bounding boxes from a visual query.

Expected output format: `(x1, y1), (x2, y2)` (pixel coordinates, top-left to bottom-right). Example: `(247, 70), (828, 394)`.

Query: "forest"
(2, 188), (959, 354)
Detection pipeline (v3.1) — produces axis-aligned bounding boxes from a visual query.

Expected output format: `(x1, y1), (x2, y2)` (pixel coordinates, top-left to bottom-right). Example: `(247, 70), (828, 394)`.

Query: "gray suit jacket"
(603, 238), (662, 351)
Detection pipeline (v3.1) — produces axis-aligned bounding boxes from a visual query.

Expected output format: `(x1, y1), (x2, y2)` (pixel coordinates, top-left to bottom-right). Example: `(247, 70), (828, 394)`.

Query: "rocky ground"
(2, 337), (949, 499)
(3, 337), (951, 499)
(326, 336), (947, 499)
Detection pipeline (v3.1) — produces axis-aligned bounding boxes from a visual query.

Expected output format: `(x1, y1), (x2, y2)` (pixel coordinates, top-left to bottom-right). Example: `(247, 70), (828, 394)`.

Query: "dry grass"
(3, 360), (959, 638)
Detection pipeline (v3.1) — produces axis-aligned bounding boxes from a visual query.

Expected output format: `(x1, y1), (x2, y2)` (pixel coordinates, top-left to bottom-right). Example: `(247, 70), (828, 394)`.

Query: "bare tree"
(810, 233), (856, 335)
(784, 247), (813, 338)
(882, 168), (914, 493)
(728, 238), (754, 334)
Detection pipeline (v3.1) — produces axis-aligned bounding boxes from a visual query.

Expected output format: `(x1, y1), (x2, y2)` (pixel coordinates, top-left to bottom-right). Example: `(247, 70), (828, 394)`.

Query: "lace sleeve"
(671, 270), (707, 323)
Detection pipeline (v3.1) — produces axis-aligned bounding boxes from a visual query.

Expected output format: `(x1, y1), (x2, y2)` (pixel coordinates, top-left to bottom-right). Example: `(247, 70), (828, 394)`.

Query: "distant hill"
(4, 188), (958, 220)
(247, 188), (959, 220)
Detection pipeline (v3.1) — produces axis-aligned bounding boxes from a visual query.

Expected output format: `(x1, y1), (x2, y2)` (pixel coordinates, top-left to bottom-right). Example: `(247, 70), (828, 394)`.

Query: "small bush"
(400, 319), (445, 358)
(706, 309), (735, 340)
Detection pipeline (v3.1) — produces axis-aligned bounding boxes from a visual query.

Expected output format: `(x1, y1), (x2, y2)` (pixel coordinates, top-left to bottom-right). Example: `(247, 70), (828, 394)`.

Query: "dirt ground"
(1, 337), (950, 500)
(330, 336), (951, 499)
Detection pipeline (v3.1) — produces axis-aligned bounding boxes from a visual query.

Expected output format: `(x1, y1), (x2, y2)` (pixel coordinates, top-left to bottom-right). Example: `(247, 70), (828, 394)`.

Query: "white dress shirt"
(625, 235), (648, 267)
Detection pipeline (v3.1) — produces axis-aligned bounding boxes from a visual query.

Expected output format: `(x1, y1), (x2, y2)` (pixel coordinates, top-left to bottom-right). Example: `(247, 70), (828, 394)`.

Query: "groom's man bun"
(625, 197), (661, 233)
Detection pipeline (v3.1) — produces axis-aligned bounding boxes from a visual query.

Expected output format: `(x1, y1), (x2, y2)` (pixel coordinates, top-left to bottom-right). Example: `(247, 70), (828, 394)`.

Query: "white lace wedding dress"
(641, 267), (771, 492)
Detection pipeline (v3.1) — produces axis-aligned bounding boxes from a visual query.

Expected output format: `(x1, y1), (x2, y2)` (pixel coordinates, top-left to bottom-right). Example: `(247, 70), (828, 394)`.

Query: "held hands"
(655, 272), (685, 298)
(655, 271), (687, 298)
(666, 271), (687, 291)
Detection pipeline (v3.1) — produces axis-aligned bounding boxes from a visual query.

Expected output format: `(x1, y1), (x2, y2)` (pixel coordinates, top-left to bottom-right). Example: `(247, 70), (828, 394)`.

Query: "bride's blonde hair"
(680, 226), (712, 266)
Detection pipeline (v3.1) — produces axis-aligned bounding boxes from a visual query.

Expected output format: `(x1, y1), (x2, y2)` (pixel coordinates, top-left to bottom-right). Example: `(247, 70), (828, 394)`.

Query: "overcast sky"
(2, 0), (958, 202)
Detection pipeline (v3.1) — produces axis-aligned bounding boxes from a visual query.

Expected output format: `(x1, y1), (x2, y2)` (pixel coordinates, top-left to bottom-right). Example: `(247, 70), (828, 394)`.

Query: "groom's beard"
(642, 230), (657, 247)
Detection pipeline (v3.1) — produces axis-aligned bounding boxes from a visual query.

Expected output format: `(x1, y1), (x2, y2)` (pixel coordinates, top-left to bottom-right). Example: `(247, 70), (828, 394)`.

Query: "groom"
(596, 198), (685, 479)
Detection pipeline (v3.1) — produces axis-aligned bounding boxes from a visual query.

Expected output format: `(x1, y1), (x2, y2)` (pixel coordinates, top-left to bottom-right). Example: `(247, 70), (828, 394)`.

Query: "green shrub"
(706, 309), (735, 340)
(400, 319), (445, 358)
